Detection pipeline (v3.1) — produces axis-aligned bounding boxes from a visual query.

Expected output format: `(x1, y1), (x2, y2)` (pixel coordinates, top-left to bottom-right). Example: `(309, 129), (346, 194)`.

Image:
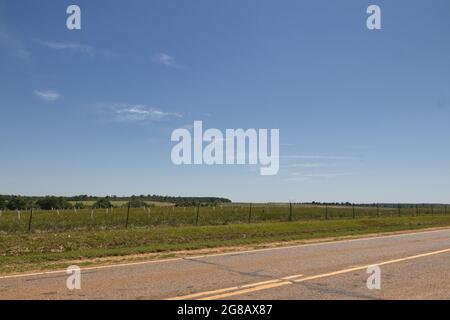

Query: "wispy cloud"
(35, 40), (118, 59)
(283, 163), (337, 169)
(284, 172), (356, 182)
(36, 40), (95, 56)
(153, 53), (184, 68)
(282, 155), (357, 160)
(0, 26), (31, 59)
(34, 90), (62, 101)
(283, 176), (309, 182)
(107, 104), (182, 122)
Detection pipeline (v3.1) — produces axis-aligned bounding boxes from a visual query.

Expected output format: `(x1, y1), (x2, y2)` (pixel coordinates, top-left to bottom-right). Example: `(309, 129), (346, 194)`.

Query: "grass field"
(0, 204), (447, 233)
(1, 204), (449, 274)
(2, 215), (450, 273)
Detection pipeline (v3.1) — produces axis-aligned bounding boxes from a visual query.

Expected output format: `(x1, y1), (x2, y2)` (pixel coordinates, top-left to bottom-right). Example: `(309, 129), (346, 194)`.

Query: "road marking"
(169, 274), (304, 300)
(171, 247), (450, 300)
(1, 227), (449, 280)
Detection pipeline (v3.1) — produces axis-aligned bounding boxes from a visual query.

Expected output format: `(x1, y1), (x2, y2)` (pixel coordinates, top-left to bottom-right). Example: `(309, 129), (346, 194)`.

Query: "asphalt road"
(1, 228), (450, 300)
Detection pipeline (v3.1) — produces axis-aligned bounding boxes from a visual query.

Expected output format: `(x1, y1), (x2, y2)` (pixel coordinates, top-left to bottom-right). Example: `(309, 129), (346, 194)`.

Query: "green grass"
(1, 204), (446, 233)
(1, 215), (450, 274)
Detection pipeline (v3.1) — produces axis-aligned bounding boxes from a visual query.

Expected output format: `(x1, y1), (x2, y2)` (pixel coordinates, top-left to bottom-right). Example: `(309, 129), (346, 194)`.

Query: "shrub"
(36, 197), (72, 210)
(93, 198), (113, 208)
(126, 198), (153, 208)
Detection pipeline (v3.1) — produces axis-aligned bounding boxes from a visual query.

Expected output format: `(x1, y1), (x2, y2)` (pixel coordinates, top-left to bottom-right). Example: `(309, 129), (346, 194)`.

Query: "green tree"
(74, 202), (86, 209)
(6, 197), (27, 210)
(93, 198), (112, 208)
(126, 198), (152, 208)
(36, 197), (72, 210)
(0, 198), (6, 209)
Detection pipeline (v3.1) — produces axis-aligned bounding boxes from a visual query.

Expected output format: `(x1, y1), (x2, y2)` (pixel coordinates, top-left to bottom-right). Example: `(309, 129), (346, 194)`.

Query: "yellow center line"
(169, 274), (304, 300)
(169, 247), (450, 300)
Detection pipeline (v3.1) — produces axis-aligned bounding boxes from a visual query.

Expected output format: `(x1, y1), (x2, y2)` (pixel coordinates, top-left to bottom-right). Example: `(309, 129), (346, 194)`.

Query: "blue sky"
(0, 0), (449, 203)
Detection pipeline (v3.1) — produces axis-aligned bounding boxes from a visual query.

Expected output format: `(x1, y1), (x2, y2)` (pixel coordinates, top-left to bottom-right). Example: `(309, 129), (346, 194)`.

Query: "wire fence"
(0, 204), (448, 233)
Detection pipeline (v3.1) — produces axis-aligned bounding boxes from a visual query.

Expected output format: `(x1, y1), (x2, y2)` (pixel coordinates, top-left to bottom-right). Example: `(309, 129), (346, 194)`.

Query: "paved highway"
(1, 228), (450, 299)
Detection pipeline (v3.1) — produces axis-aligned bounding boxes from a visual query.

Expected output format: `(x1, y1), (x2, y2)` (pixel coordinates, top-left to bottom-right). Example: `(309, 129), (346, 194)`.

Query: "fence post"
(248, 203), (252, 223)
(325, 204), (328, 220)
(352, 204), (356, 219)
(125, 202), (130, 229)
(289, 202), (293, 221)
(27, 208), (33, 232)
(431, 205), (434, 215)
(416, 204), (419, 216)
(111, 206), (114, 224)
(398, 203), (401, 216)
(376, 204), (380, 217)
(195, 203), (200, 225)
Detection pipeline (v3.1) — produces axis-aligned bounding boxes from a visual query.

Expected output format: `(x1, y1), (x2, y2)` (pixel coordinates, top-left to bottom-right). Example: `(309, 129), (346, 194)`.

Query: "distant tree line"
(300, 202), (448, 208)
(66, 194), (232, 204)
(0, 194), (232, 210)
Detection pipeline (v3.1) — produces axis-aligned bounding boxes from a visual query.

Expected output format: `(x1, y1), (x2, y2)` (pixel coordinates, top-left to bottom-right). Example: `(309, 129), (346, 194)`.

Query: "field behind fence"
(0, 204), (448, 234)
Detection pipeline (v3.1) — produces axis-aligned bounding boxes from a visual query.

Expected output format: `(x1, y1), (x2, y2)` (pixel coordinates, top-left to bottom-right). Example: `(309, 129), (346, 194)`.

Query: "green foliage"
(175, 201), (216, 207)
(74, 202), (86, 209)
(93, 198), (113, 208)
(6, 197), (28, 210)
(36, 197), (72, 210)
(0, 203), (448, 234)
(0, 194), (232, 208)
(126, 197), (153, 208)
